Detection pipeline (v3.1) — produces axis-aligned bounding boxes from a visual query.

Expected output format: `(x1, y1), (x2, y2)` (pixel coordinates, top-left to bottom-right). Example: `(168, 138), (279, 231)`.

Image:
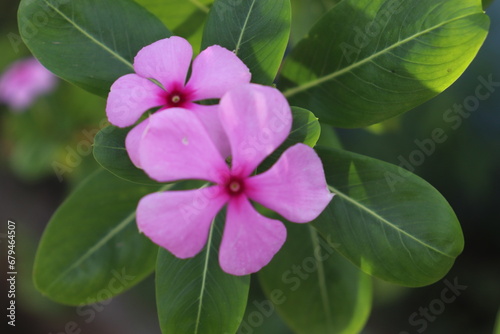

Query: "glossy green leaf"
(156, 213), (250, 334)
(18, 0), (171, 97)
(280, 0), (489, 128)
(33, 169), (165, 305)
(313, 147), (464, 287)
(134, 0), (213, 53)
(202, 0), (291, 85)
(288, 107), (321, 149)
(258, 224), (372, 334)
(259, 107), (321, 172)
(93, 125), (159, 185)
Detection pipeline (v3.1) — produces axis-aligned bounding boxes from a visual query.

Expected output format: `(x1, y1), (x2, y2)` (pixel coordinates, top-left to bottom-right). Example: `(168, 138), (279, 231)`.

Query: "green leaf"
(33, 169), (165, 305)
(202, 0), (291, 85)
(313, 147), (464, 287)
(280, 0), (489, 128)
(18, 0), (172, 97)
(494, 308), (500, 334)
(258, 224), (372, 334)
(288, 107), (321, 149)
(134, 0), (213, 53)
(259, 106), (321, 172)
(93, 125), (159, 185)
(156, 213), (250, 334)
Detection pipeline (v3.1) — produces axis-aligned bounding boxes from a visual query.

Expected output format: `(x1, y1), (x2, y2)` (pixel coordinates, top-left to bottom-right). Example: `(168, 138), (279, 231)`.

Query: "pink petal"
(125, 118), (149, 168)
(187, 103), (231, 158)
(219, 196), (287, 276)
(106, 74), (164, 127)
(186, 45), (251, 101)
(140, 108), (229, 183)
(246, 144), (334, 223)
(137, 186), (228, 258)
(133, 36), (192, 91)
(218, 84), (292, 176)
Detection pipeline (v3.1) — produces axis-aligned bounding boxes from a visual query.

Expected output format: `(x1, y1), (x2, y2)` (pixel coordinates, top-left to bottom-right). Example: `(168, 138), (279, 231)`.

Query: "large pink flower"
(136, 84), (333, 276)
(106, 36), (251, 166)
(0, 57), (57, 111)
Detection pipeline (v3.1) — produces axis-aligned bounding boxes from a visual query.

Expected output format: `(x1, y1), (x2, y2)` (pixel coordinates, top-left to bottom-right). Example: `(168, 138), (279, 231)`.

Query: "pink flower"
(136, 84), (333, 276)
(0, 57), (57, 111)
(106, 36), (251, 167)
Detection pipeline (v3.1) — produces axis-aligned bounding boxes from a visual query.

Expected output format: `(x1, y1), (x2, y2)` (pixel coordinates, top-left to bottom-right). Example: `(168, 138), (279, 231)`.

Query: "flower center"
(229, 181), (241, 193)
(165, 88), (189, 108)
(171, 94), (181, 104)
(226, 177), (245, 196)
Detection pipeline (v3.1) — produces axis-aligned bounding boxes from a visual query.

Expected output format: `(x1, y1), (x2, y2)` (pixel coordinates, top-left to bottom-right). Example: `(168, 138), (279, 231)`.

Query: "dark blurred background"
(1, 0), (499, 333)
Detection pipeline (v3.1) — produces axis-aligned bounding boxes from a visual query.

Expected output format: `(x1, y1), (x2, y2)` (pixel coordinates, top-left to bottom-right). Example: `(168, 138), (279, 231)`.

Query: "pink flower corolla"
(106, 36), (251, 167)
(136, 84), (333, 276)
(0, 57), (57, 111)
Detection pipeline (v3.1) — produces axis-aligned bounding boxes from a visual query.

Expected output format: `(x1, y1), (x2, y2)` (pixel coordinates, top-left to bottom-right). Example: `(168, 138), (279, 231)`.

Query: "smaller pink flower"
(136, 84), (333, 276)
(0, 57), (57, 111)
(106, 36), (251, 167)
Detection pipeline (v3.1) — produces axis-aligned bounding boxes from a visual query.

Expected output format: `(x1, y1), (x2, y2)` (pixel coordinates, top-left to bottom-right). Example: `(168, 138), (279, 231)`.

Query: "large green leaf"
(18, 0), (171, 97)
(134, 0), (213, 53)
(258, 224), (372, 334)
(156, 213), (250, 334)
(93, 125), (160, 185)
(202, 0), (291, 85)
(313, 147), (464, 287)
(280, 0), (489, 128)
(33, 169), (165, 305)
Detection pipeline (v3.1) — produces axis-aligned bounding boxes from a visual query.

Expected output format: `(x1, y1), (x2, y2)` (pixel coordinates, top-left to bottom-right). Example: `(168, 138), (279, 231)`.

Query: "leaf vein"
(42, 0), (134, 70)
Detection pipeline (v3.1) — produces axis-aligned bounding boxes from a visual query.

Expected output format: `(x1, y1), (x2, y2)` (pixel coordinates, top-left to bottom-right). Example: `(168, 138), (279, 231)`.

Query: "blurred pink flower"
(106, 36), (251, 167)
(0, 57), (57, 111)
(136, 84), (333, 276)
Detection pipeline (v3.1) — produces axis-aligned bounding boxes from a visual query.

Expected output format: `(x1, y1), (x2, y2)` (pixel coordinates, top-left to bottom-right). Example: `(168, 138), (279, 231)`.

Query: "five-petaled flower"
(0, 57), (57, 111)
(136, 84), (333, 276)
(106, 36), (251, 167)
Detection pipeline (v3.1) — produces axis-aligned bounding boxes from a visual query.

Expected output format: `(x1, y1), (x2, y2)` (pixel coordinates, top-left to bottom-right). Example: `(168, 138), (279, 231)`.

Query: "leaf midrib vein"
(43, 0), (134, 70)
(328, 185), (454, 259)
(234, 0), (257, 56)
(93, 144), (127, 151)
(45, 183), (171, 292)
(283, 13), (480, 97)
(309, 226), (334, 331)
(194, 219), (215, 334)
